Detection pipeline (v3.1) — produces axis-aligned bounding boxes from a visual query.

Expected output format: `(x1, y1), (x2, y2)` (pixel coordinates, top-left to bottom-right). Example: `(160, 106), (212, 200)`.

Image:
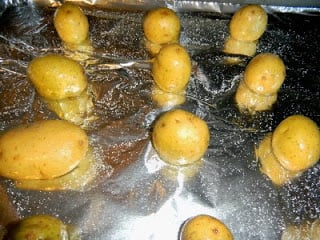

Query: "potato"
(244, 53), (286, 96)
(152, 109), (210, 165)
(0, 120), (88, 180)
(229, 4), (268, 42)
(144, 39), (163, 56)
(256, 133), (301, 186)
(152, 43), (192, 93)
(143, 7), (180, 45)
(272, 115), (320, 172)
(151, 85), (186, 108)
(15, 147), (97, 191)
(44, 88), (95, 127)
(224, 36), (257, 57)
(235, 79), (277, 114)
(27, 54), (87, 100)
(54, 2), (89, 45)
(181, 215), (233, 240)
(6, 214), (75, 240)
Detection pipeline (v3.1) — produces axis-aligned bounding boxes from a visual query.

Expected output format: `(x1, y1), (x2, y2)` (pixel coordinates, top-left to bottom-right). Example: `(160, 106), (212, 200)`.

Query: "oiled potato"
(6, 215), (73, 240)
(229, 4), (268, 41)
(235, 79), (277, 113)
(144, 39), (163, 56)
(45, 88), (94, 127)
(151, 85), (186, 108)
(272, 115), (320, 172)
(27, 54), (87, 100)
(143, 7), (180, 45)
(181, 215), (233, 240)
(256, 133), (301, 186)
(15, 147), (97, 191)
(244, 53), (286, 96)
(152, 43), (192, 93)
(54, 2), (89, 45)
(0, 120), (88, 180)
(152, 109), (210, 165)
(224, 36), (257, 57)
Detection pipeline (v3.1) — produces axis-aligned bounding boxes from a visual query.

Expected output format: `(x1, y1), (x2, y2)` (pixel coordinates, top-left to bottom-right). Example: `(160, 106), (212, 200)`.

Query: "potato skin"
(27, 54), (87, 100)
(272, 115), (320, 172)
(152, 43), (192, 93)
(230, 4), (267, 41)
(244, 53), (286, 96)
(235, 79), (277, 113)
(224, 36), (257, 57)
(6, 215), (68, 240)
(151, 85), (186, 108)
(143, 7), (180, 45)
(181, 215), (233, 240)
(152, 109), (210, 165)
(54, 2), (89, 44)
(0, 120), (88, 180)
(256, 133), (301, 186)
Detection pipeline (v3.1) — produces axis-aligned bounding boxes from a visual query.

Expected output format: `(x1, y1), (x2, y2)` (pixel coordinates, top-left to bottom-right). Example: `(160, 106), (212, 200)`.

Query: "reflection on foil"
(0, 1), (320, 240)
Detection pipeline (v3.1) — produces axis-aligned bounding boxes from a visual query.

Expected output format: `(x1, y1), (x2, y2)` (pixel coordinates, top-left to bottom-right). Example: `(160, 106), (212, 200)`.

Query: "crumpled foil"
(0, 1), (320, 239)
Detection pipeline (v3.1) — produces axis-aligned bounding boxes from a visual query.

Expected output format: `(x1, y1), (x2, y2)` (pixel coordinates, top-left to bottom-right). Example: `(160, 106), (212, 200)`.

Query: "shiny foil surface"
(0, 1), (320, 239)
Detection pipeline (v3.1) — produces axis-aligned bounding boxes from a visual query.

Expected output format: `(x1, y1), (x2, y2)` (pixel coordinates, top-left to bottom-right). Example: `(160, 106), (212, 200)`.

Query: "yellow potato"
(235, 79), (277, 114)
(0, 120), (88, 180)
(27, 54), (87, 100)
(152, 43), (192, 93)
(272, 115), (320, 172)
(224, 36), (257, 57)
(144, 38), (163, 56)
(15, 147), (97, 191)
(143, 7), (180, 45)
(44, 88), (95, 127)
(181, 215), (233, 240)
(151, 84), (186, 108)
(152, 109), (210, 165)
(229, 4), (268, 41)
(256, 133), (301, 186)
(6, 215), (70, 240)
(244, 53), (286, 96)
(54, 2), (89, 45)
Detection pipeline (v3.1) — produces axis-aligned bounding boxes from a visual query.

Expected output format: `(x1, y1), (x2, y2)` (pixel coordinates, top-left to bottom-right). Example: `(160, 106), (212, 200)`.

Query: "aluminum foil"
(0, 1), (320, 239)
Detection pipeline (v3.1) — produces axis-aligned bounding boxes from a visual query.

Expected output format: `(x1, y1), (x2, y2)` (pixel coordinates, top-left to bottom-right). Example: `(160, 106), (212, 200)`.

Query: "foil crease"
(0, 1), (320, 240)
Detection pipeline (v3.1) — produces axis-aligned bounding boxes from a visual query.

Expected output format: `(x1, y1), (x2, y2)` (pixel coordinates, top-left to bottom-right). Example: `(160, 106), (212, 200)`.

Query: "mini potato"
(272, 115), (320, 172)
(44, 88), (94, 127)
(0, 120), (88, 180)
(152, 85), (186, 108)
(152, 43), (192, 93)
(256, 133), (301, 186)
(54, 2), (89, 45)
(15, 147), (97, 191)
(6, 214), (77, 240)
(27, 54), (87, 100)
(143, 7), (180, 45)
(244, 53), (286, 96)
(235, 79), (277, 114)
(229, 4), (268, 42)
(181, 215), (233, 240)
(152, 109), (210, 165)
(224, 36), (257, 57)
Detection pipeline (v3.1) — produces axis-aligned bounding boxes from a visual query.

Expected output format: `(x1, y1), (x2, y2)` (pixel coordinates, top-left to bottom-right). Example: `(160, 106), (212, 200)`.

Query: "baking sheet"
(0, 1), (320, 239)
